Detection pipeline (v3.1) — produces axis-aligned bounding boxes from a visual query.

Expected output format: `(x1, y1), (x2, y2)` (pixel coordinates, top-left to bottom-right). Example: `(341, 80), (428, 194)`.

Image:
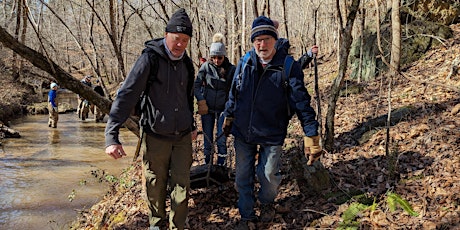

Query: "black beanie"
(250, 16), (278, 42)
(165, 8), (193, 37)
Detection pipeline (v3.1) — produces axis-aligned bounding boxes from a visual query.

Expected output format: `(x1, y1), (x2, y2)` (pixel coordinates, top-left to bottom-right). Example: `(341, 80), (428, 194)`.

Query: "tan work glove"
(222, 117), (234, 137)
(197, 100), (208, 115)
(304, 135), (323, 165)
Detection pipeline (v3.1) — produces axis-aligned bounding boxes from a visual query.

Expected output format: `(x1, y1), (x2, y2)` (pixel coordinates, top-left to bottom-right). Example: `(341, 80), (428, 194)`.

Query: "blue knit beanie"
(250, 16), (278, 42)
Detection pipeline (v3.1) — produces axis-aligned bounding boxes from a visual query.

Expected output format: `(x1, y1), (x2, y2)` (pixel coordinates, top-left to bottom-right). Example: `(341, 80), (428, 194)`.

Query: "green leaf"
(387, 192), (419, 217)
(342, 202), (369, 223)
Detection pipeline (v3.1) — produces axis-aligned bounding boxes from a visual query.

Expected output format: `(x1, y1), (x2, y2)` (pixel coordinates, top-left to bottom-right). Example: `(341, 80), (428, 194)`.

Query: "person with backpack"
(222, 16), (322, 229)
(104, 8), (197, 230)
(194, 33), (236, 166)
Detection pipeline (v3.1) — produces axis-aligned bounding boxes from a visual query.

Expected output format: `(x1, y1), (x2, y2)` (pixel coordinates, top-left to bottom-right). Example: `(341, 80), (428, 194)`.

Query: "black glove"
(222, 117), (234, 137)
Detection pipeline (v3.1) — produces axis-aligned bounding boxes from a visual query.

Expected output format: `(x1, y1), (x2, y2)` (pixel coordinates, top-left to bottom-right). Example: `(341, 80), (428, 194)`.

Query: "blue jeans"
(234, 137), (282, 221)
(201, 112), (227, 165)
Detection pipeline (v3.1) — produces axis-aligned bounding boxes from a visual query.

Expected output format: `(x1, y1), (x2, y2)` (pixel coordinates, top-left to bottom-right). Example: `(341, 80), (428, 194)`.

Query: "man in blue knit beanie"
(222, 15), (323, 229)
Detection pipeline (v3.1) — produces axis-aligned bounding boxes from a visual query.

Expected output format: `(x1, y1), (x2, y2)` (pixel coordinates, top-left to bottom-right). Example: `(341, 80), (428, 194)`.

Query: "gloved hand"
(304, 135), (322, 165)
(197, 100), (208, 115)
(52, 107), (58, 112)
(222, 117), (234, 137)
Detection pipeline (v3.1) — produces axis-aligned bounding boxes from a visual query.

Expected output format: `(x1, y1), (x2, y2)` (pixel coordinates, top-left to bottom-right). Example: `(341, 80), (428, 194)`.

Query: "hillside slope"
(70, 25), (460, 230)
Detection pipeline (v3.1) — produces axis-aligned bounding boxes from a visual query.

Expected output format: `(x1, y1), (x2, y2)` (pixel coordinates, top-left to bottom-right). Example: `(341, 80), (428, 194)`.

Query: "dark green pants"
(142, 133), (193, 230)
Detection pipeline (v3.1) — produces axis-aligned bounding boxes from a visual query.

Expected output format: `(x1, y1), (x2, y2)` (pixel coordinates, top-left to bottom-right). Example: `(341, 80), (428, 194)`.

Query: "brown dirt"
(0, 75), (40, 124)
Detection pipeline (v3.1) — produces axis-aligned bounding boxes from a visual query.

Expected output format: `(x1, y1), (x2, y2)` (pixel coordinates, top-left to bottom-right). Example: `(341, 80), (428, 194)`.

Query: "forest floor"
(2, 24), (460, 229)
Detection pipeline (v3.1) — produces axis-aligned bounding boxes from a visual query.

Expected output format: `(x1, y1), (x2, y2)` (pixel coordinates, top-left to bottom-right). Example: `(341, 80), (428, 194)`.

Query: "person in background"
(199, 57), (207, 67)
(194, 33), (236, 166)
(104, 8), (196, 230)
(222, 16), (322, 229)
(48, 82), (59, 128)
(77, 75), (93, 120)
(93, 79), (106, 122)
(272, 19), (318, 69)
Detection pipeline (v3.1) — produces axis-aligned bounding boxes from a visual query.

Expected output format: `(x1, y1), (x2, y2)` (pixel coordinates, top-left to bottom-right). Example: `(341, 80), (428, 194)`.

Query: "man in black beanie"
(222, 15), (322, 229)
(105, 8), (196, 230)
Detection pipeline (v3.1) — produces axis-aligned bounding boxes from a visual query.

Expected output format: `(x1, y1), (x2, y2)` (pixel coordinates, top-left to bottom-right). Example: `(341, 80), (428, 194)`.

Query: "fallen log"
(0, 123), (21, 138)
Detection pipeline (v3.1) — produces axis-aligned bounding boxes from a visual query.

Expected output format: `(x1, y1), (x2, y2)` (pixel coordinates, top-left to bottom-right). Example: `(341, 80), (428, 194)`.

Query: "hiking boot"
(260, 203), (275, 223)
(235, 220), (256, 230)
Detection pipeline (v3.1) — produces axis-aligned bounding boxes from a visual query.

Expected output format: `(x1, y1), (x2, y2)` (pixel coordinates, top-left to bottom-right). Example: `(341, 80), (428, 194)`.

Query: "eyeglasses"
(254, 37), (273, 45)
(211, 56), (224, 60)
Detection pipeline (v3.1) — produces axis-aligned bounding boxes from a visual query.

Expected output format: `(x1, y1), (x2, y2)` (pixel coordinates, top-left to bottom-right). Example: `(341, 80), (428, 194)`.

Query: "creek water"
(0, 113), (136, 229)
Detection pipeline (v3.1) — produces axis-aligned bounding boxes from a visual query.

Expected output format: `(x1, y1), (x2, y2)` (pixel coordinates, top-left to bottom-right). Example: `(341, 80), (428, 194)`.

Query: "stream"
(0, 113), (136, 229)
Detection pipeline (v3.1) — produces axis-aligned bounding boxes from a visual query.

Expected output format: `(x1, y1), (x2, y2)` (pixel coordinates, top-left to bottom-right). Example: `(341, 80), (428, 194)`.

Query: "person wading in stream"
(48, 82), (59, 128)
(104, 8), (197, 230)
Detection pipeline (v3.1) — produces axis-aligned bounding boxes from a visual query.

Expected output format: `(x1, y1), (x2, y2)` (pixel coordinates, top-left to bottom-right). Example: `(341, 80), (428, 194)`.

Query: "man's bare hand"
(106, 144), (126, 159)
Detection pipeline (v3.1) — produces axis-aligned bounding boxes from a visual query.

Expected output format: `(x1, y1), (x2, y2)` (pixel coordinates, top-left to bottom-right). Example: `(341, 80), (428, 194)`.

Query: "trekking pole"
(313, 54), (322, 144)
(133, 129), (144, 162)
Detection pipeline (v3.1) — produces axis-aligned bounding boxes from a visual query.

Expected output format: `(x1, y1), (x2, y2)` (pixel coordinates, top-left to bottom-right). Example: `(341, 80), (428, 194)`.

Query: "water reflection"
(48, 129), (60, 144)
(0, 113), (136, 229)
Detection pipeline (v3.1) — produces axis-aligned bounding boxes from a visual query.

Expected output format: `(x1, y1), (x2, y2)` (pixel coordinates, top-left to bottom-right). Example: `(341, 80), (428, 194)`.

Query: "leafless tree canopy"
(0, 0), (349, 84)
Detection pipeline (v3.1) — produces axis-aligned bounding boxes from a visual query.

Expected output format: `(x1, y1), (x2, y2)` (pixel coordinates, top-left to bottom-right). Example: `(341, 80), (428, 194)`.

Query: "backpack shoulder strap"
(242, 52), (251, 69)
(142, 47), (159, 90)
(136, 48), (158, 118)
(282, 55), (295, 117)
(282, 55), (294, 87)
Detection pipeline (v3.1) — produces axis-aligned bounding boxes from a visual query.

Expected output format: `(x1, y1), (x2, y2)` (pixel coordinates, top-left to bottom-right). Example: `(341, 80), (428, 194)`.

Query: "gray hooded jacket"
(105, 38), (195, 146)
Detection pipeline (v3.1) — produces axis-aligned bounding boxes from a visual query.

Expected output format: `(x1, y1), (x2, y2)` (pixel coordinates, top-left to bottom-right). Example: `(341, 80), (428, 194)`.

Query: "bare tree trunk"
(281, 0), (288, 39)
(386, 0), (401, 183)
(12, 0), (22, 81)
(390, 0), (401, 75)
(242, 0), (246, 53)
(358, 8), (365, 83)
(324, 0), (361, 152)
(19, 0), (27, 80)
(231, 0), (241, 64)
(252, 0), (258, 17)
(266, 0), (270, 17)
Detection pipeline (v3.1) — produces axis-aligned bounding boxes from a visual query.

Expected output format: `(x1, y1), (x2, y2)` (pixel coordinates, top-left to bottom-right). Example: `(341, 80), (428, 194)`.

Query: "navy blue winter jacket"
(223, 48), (319, 145)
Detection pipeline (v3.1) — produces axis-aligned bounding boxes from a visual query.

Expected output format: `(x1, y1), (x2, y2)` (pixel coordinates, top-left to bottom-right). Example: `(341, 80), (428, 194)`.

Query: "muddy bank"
(0, 75), (41, 124)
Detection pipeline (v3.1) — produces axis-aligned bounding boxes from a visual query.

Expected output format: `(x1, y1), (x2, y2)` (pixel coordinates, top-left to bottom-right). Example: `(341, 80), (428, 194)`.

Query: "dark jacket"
(194, 57), (235, 113)
(105, 38), (195, 146)
(223, 48), (318, 145)
(94, 85), (105, 97)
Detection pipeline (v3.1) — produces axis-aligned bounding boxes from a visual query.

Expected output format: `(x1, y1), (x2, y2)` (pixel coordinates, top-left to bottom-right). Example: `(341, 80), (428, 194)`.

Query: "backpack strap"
(242, 52), (251, 69)
(282, 55), (294, 117)
(137, 48), (159, 119)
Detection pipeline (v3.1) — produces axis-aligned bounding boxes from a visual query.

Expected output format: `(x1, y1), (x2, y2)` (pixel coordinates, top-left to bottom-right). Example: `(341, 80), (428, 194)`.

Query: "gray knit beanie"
(209, 33), (227, 57)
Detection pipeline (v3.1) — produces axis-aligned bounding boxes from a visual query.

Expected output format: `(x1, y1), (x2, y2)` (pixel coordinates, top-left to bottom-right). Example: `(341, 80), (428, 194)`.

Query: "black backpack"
(136, 48), (195, 127)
